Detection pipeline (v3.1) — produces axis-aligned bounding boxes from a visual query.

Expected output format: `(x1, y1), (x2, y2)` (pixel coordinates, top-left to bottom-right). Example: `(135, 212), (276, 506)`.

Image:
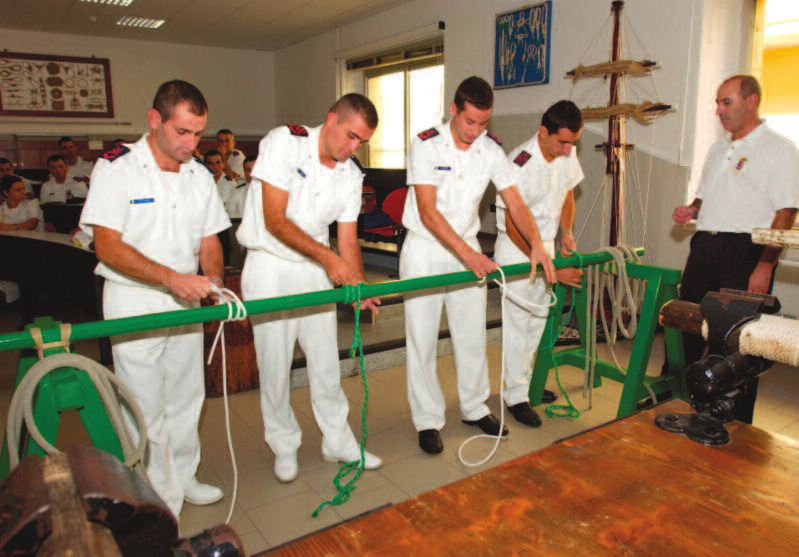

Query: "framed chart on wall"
(494, 1), (552, 89)
(0, 51), (114, 118)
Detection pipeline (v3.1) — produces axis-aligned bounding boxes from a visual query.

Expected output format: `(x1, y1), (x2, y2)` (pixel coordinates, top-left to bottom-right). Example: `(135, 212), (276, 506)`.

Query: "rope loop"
(29, 324), (72, 360)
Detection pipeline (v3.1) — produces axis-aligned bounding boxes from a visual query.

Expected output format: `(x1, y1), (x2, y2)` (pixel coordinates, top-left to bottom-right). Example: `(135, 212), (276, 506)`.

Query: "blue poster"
(494, 1), (552, 89)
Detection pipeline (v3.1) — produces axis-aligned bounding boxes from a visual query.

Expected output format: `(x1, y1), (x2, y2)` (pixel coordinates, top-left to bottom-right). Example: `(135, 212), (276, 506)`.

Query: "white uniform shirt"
(40, 177), (88, 203)
(67, 157), (94, 183)
(227, 179), (249, 219)
(0, 199), (45, 231)
(695, 123), (799, 233)
(403, 121), (515, 241)
(80, 134), (230, 288)
(237, 124), (363, 262)
(215, 173), (237, 214)
(498, 133), (584, 242)
(227, 149), (245, 178)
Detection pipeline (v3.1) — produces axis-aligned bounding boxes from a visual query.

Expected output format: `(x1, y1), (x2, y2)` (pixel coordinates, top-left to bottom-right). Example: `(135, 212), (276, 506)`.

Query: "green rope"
(545, 253), (584, 420)
(312, 283), (369, 517)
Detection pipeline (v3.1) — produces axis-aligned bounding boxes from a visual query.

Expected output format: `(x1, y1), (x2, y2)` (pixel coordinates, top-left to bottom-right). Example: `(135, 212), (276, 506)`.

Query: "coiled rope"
(7, 324), (149, 484)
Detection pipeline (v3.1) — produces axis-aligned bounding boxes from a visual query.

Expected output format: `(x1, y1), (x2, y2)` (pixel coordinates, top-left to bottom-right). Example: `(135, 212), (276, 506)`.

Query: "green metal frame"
(0, 248), (677, 479)
(0, 317), (124, 479)
(529, 261), (686, 418)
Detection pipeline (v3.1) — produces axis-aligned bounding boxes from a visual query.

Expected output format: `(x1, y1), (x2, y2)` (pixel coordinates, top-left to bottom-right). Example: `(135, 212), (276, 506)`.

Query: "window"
(348, 41), (444, 168)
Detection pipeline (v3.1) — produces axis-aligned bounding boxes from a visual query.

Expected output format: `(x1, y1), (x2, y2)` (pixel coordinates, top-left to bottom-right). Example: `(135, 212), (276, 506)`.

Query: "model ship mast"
(567, 0), (672, 246)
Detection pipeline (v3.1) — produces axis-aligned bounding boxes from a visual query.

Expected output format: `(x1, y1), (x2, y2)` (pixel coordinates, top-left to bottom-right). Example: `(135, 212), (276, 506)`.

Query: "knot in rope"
(341, 283), (363, 306)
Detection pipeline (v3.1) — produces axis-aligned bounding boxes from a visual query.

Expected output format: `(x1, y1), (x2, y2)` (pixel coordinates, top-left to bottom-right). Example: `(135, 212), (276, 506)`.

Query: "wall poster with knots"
(494, 1), (552, 89)
(0, 51), (114, 118)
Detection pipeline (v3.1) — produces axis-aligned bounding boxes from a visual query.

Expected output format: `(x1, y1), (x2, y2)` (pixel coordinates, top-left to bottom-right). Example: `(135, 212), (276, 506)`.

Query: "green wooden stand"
(529, 262), (687, 419)
(0, 317), (124, 480)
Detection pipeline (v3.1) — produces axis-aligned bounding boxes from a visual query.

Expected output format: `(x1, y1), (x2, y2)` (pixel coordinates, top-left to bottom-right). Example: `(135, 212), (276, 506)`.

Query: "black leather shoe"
(507, 402), (543, 428)
(461, 413), (508, 436)
(418, 429), (443, 454)
(542, 389), (558, 403)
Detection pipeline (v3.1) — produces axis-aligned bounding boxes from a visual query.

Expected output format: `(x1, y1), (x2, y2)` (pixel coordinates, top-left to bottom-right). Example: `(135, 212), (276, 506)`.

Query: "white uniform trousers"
(103, 281), (204, 517)
(494, 238), (555, 405)
(242, 250), (358, 457)
(400, 233), (491, 431)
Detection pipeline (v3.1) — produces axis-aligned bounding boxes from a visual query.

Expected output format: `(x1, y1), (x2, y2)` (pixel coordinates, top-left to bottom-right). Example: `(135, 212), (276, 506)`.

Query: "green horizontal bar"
(0, 248), (643, 353)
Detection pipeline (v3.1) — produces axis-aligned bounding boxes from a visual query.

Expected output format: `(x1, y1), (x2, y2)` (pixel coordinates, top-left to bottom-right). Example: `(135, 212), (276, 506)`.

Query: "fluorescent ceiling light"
(81, 0), (135, 6)
(116, 16), (164, 29)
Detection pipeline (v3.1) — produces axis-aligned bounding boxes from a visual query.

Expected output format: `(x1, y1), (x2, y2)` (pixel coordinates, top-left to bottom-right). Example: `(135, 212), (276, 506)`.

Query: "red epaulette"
(513, 150), (531, 167)
(417, 128), (439, 141)
(287, 124), (309, 137)
(101, 144), (130, 162)
(486, 131), (502, 146)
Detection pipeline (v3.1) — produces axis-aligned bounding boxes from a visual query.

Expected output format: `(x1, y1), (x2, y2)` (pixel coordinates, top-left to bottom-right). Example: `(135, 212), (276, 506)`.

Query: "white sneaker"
(184, 478), (223, 505)
(322, 447), (382, 470)
(274, 453), (298, 483)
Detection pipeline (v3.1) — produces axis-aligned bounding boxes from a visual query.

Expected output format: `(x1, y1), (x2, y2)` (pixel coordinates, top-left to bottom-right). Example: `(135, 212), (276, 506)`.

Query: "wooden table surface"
(265, 400), (799, 556)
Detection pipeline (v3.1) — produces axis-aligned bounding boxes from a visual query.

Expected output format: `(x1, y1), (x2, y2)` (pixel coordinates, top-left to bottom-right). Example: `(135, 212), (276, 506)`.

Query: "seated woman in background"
(1, 174), (45, 303)
(1, 175), (45, 232)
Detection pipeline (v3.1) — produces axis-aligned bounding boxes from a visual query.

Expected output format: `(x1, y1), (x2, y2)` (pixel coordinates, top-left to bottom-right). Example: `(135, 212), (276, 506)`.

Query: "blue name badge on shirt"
(297, 168), (306, 178)
(435, 166), (451, 171)
(130, 197), (155, 205)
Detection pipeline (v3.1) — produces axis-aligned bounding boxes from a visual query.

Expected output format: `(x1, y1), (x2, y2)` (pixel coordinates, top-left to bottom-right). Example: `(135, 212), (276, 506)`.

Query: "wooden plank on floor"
(264, 400), (799, 556)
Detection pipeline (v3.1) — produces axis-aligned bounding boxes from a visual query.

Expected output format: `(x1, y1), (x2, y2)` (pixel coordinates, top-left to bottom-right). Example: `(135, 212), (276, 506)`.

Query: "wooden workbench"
(266, 400), (799, 556)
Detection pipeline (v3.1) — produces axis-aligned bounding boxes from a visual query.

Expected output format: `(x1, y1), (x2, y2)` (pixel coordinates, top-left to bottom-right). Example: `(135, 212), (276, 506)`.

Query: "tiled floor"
(1, 279), (798, 555)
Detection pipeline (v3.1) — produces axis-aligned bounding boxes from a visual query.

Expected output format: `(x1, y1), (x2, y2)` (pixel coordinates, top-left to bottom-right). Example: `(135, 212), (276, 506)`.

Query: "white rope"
(6, 352), (150, 484)
(458, 268), (556, 467)
(207, 284), (247, 524)
(582, 246), (656, 408)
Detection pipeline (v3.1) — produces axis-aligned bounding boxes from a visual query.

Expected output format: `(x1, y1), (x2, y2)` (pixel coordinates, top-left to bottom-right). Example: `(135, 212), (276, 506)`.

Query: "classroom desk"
(0, 230), (109, 363)
(267, 399), (799, 556)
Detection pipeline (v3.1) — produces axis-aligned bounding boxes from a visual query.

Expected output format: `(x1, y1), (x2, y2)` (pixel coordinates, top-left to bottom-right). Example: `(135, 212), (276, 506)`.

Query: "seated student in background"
(204, 149), (236, 212)
(205, 149), (235, 265)
(40, 155), (88, 204)
(216, 129), (246, 179)
(0, 175), (44, 303)
(59, 136), (94, 185)
(0, 157), (35, 200)
(227, 155), (255, 219)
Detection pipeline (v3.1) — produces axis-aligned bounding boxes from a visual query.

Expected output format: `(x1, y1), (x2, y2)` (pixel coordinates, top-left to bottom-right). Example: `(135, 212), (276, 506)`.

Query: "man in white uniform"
(216, 129), (246, 179)
(495, 100), (584, 427)
(40, 155), (88, 203)
(238, 94), (382, 482)
(671, 74), (799, 422)
(80, 80), (230, 516)
(401, 76), (557, 454)
(59, 136), (94, 185)
(204, 149), (236, 212)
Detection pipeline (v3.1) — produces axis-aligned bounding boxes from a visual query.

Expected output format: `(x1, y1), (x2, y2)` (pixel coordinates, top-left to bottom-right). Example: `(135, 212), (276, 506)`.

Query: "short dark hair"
(0, 157), (11, 166)
(723, 74), (762, 107)
(1, 174), (24, 195)
(454, 76), (493, 111)
(329, 93), (379, 130)
(47, 154), (67, 166)
(58, 136), (75, 148)
(216, 129), (234, 139)
(541, 100), (583, 135)
(244, 155), (257, 165)
(152, 80), (208, 122)
(204, 149), (222, 163)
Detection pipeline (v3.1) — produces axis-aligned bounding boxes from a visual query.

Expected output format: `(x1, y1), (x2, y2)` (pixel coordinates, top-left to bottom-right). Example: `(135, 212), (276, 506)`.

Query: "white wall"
(277, 0), (795, 311)
(0, 29), (276, 139)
